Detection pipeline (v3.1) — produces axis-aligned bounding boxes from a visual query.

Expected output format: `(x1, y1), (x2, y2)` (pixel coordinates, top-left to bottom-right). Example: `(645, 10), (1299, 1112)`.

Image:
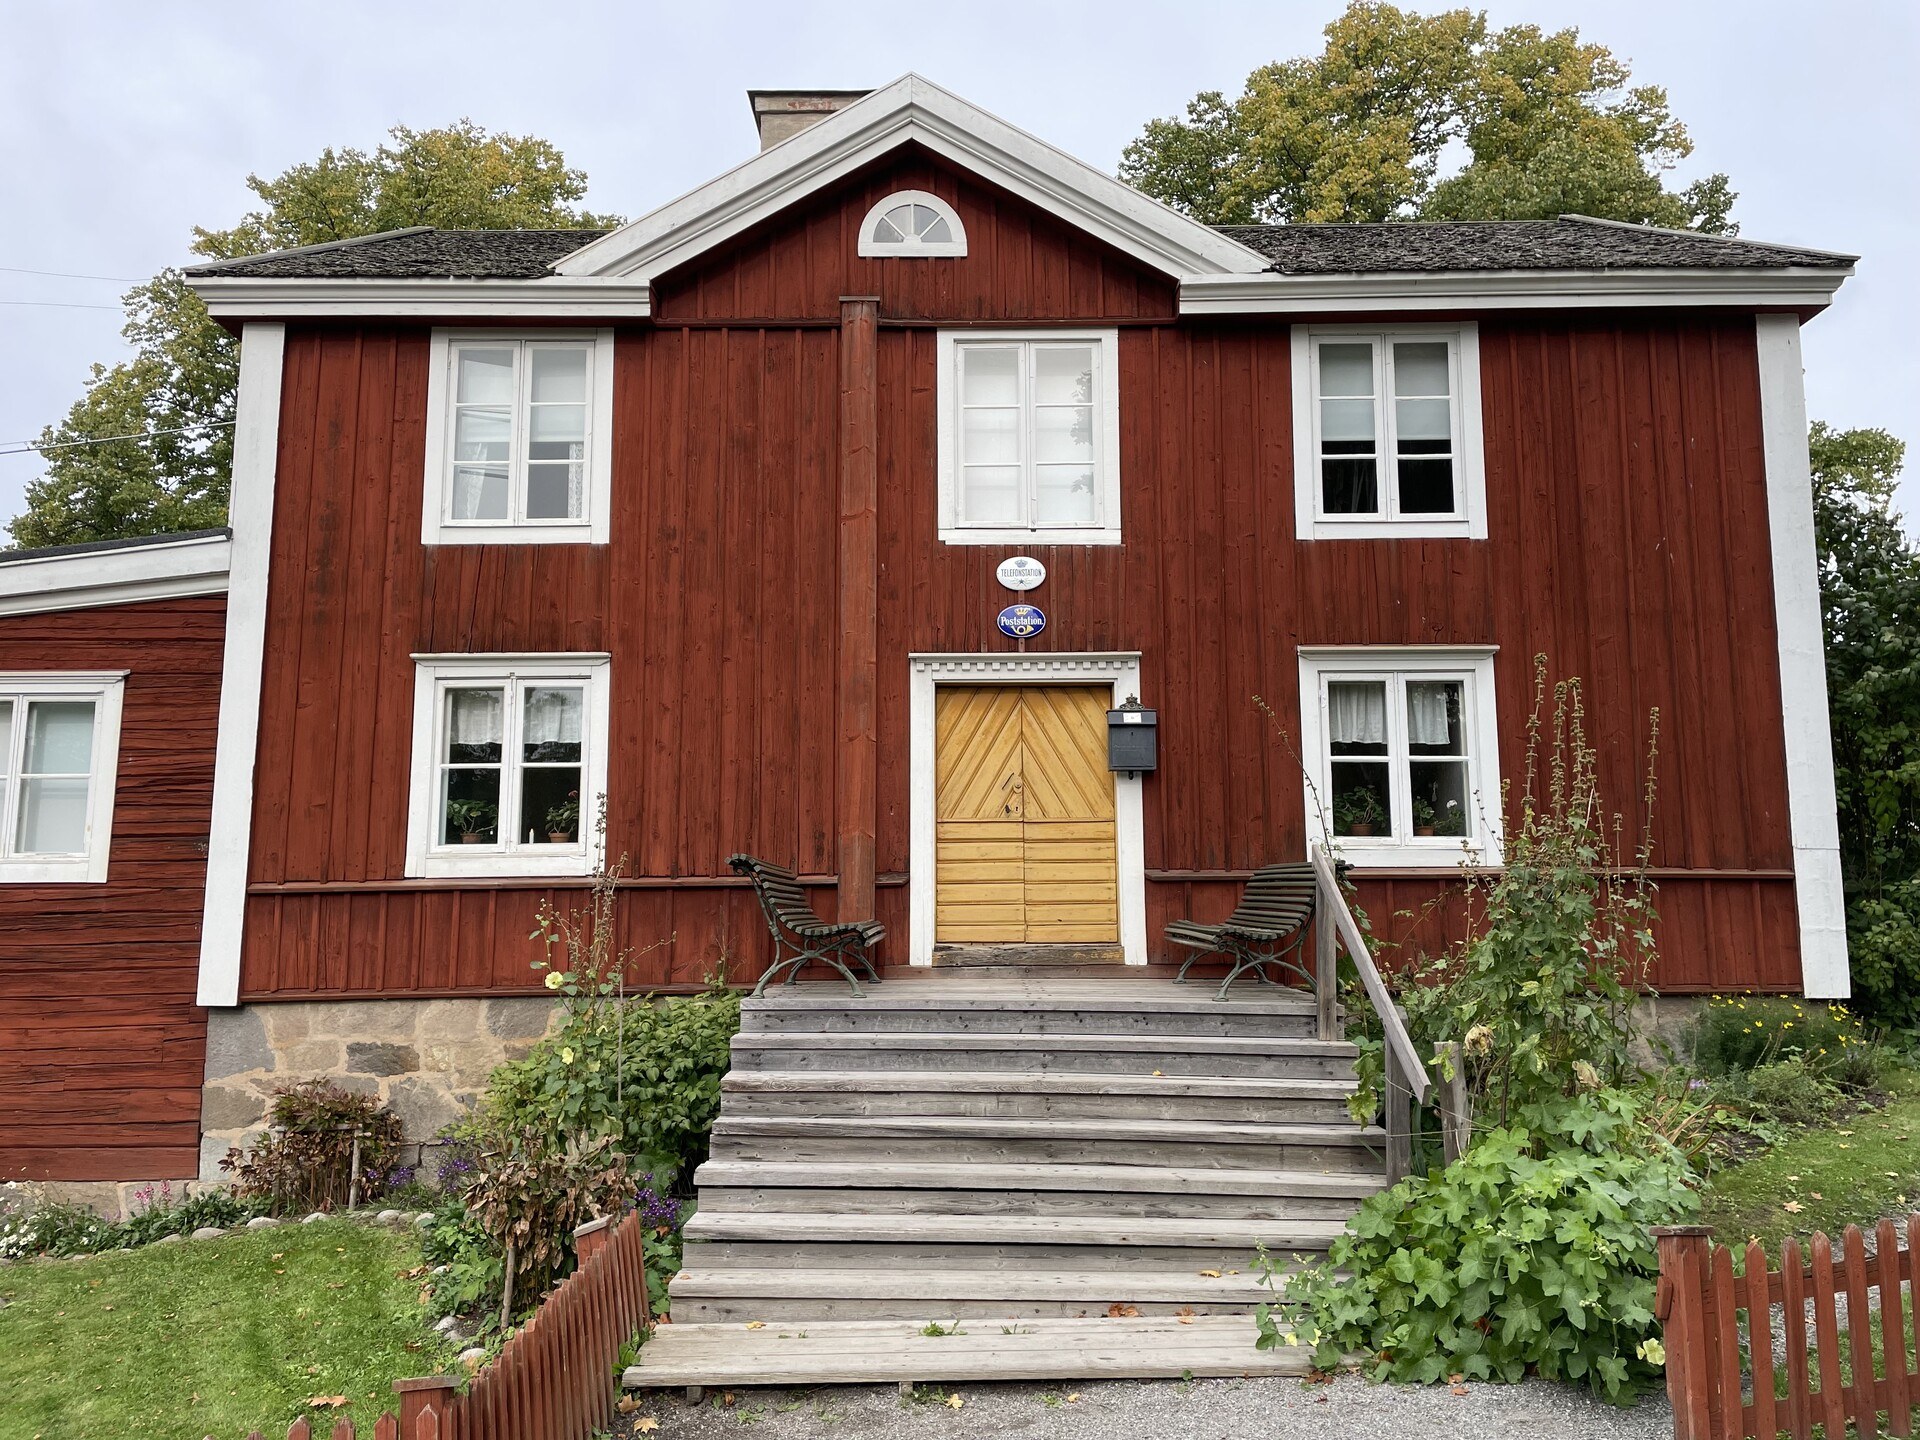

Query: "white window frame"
(0, 672), (125, 884)
(1290, 323), (1486, 541)
(421, 329), (616, 546)
(405, 653), (611, 879)
(1296, 647), (1502, 869)
(936, 329), (1123, 546)
(856, 190), (968, 257)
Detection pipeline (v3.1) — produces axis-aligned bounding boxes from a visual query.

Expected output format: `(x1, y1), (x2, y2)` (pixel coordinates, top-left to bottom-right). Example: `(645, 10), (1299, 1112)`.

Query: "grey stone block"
(385, 1076), (471, 1142)
(376, 1209), (401, 1224)
(190, 1226), (226, 1241)
(302, 1212), (327, 1224)
(346, 1042), (419, 1077)
(201, 1085), (266, 1131)
(154, 1233), (184, 1245)
(202, 1008), (274, 1081)
(245, 1216), (279, 1230)
(485, 997), (557, 1040)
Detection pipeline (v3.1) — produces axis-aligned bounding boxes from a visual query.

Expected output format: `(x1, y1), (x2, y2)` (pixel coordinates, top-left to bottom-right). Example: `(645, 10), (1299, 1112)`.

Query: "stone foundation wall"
(198, 998), (557, 1181)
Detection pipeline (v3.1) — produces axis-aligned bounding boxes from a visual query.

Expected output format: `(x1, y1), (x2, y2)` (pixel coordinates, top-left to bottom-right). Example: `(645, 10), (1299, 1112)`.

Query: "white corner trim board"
(907, 652), (1148, 966)
(197, 322), (285, 1008)
(1755, 313), (1850, 999)
(0, 532), (230, 616)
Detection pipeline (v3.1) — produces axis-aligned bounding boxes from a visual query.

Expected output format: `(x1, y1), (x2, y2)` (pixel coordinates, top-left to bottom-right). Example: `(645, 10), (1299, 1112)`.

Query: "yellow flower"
(560, 1047), (575, 1064)
(544, 971), (566, 990)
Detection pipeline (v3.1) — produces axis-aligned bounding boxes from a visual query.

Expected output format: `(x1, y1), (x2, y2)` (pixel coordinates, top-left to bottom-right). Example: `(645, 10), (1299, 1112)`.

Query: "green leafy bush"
(220, 1079), (405, 1215)
(0, 1195), (119, 1259)
(0, 1182), (266, 1259)
(1689, 994), (1876, 1086)
(1729, 1057), (1844, 1128)
(1256, 1091), (1697, 1403)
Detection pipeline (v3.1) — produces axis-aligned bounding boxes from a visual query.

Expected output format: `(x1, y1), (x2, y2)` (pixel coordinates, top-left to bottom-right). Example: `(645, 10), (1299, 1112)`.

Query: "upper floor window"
(421, 330), (615, 546)
(0, 673), (124, 884)
(1296, 647), (1502, 869)
(935, 330), (1123, 545)
(857, 190), (967, 257)
(1290, 324), (1486, 541)
(405, 654), (610, 878)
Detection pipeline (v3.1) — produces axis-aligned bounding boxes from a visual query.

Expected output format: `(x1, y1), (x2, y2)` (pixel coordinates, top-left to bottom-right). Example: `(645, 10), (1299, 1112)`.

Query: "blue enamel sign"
(996, 603), (1047, 639)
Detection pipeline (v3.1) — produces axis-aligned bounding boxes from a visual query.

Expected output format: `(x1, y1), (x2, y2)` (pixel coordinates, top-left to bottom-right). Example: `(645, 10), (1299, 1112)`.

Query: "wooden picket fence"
(1656, 1218), (1920, 1439)
(244, 1209), (651, 1440)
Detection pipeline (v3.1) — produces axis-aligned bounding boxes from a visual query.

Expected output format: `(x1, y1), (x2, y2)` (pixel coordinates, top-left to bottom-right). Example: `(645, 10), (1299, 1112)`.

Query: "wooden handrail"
(1310, 843), (1431, 1105)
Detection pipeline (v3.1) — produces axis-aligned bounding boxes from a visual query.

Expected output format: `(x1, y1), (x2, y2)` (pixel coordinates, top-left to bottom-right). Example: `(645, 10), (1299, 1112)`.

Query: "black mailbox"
(1107, 695), (1158, 774)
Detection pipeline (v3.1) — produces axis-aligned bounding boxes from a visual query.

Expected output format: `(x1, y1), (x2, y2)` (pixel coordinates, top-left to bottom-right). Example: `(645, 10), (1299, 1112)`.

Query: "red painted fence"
(1656, 1218), (1920, 1439)
(245, 1209), (650, 1440)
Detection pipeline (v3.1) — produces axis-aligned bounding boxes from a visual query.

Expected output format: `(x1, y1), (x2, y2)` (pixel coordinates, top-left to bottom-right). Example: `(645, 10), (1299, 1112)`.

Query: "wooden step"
(623, 1315), (1311, 1388)
(729, 1030), (1359, 1079)
(693, 1158), (1386, 1220)
(708, 1114), (1384, 1173)
(929, 943), (1127, 967)
(720, 1069), (1357, 1123)
(667, 1266), (1275, 1321)
(743, 1003), (1316, 1039)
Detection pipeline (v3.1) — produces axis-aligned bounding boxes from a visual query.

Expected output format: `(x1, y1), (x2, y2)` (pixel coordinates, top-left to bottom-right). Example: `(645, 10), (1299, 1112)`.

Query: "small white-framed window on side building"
(936, 330), (1122, 545)
(421, 330), (615, 545)
(0, 673), (125, 884)
(857, 190), (968, 257)
(1291, 324), (1486, 540)
(1296, 648), (1502, 869)
(405, 654), (611, 878)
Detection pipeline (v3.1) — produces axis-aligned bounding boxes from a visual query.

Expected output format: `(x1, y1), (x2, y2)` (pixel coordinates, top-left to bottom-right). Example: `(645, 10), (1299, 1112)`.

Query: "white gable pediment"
(554, 74), (1270, 285)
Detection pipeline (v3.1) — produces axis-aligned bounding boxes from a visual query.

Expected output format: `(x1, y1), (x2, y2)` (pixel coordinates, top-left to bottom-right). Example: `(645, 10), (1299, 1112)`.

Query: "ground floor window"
(1296, 647), (1501, 868)
(405, 654), (610, 878)
(0, 672), (124, 884)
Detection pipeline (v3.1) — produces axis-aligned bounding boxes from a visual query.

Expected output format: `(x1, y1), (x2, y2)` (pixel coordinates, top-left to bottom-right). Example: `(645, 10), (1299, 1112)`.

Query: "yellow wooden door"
(934, 686), (1118, 944)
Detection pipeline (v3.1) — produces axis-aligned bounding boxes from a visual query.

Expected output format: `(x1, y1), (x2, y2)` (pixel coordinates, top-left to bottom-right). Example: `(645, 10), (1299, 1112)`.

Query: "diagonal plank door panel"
(1018, 688), (1118, 943)
(935, 688), (1027, 942)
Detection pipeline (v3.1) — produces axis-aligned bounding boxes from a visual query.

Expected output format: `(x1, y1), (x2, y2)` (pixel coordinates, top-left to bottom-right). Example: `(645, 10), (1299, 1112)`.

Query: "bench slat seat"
(1165, 862), (1319, 1001)
(729, 854), (885, 996)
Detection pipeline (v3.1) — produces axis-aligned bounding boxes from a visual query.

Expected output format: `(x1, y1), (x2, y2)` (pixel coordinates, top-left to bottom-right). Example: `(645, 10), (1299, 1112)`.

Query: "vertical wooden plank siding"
(837, 297), (881, 923)
(238, 158), (1804, 999)
(0, 597), (224, 1181)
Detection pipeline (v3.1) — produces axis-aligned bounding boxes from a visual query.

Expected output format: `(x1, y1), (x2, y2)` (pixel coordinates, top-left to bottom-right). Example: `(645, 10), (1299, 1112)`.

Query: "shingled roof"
(184, 214), (1854, 281)
(185, 228), (611, 280)
(1216, 216), (1856, 274)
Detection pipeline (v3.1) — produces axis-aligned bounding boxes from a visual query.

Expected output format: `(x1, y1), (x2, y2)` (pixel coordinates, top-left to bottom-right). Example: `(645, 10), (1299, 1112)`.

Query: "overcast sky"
(2, 0), (1914, 529)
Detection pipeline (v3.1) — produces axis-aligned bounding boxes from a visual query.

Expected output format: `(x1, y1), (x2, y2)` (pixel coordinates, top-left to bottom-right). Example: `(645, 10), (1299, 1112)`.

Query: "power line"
(0, 420), (235, 458)
(0, 265), (144, 282)
(0, 299), (124, 311)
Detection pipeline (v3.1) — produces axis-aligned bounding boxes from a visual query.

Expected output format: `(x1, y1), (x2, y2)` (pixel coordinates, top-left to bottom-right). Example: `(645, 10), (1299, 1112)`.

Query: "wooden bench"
(728, 854), (885, 997)
(1165, 862), (1320, 1001)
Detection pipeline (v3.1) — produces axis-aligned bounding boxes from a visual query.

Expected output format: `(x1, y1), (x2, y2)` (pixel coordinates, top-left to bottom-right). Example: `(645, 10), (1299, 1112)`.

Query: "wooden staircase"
(625, 972), (1387, 1389)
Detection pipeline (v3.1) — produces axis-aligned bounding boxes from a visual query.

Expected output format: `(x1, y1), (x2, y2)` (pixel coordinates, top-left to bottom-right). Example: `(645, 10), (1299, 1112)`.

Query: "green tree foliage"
(1120, 1), (1735, 231)
(1810, 423), (1920, 1026)
(11, 122), (618, 549)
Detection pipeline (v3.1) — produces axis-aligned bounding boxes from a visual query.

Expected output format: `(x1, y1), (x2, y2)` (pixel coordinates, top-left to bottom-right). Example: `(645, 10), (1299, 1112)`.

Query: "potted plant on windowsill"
(1412, 796), (1438, 836)
(1433, 798), (1465, 837)
(446, 799), (497, 845)
(1334, 787), (1386, 838)
(544, 790), (580, 845)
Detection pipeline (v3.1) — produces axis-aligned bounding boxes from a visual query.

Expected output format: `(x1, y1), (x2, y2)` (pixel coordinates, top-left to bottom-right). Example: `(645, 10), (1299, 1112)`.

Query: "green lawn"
(0, 1217), (458, 1440)
(1701, 1067), (1920, 1259)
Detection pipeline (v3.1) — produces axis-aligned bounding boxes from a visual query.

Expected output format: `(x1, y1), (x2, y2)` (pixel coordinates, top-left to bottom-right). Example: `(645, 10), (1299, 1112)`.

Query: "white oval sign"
(996, 556), (1047, 592)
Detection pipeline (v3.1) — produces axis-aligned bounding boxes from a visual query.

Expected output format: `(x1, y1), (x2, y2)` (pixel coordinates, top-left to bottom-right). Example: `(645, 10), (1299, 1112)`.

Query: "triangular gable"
(555, 74), (1269, 284)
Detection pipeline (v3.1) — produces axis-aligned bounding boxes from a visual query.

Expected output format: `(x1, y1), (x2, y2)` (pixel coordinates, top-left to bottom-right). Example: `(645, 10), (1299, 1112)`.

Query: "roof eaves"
(183, 227), (439, 277)
(1556, 213), (1860, 265)
(0, 526), (232, 566)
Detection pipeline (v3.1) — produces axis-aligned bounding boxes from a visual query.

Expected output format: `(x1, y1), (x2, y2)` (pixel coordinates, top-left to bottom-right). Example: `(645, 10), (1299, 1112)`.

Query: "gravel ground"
(613, 1374), (1674, 1438)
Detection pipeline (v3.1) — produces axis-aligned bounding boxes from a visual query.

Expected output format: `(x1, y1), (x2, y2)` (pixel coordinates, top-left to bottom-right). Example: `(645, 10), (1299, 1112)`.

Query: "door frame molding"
(909, 652), (1147, 966)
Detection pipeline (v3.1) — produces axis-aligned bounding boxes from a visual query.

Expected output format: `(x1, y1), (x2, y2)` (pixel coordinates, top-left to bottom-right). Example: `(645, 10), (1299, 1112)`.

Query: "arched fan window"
(857, 190), (968, 257)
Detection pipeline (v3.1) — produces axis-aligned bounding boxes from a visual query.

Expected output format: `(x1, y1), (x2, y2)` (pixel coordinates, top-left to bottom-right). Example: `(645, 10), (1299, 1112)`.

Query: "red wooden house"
(1, 77), (1853, 1217)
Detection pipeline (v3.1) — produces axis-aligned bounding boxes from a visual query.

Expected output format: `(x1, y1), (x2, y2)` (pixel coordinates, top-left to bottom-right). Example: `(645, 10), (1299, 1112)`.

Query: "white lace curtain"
(524, 687), (583, 745)
(447, 689), (502, 746)
(1330, 681), (1455, 746)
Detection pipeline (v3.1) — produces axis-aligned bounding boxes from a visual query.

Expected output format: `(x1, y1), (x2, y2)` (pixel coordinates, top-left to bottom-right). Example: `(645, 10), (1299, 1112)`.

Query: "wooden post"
(837, 296), (880, 926)
(1435, 1040), (1470, 1164)
(574, 1214), (613, 1264)
(1314, 900), (1337, 1041)
(392, 1377), (458, 1440)
(1383, 1042), (1411, 1185)
(1653, 1226), (1714, 1440)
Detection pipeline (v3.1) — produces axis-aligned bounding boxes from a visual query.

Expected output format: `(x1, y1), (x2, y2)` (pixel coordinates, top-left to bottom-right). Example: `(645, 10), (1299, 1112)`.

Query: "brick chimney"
(748, 90), (871, 150)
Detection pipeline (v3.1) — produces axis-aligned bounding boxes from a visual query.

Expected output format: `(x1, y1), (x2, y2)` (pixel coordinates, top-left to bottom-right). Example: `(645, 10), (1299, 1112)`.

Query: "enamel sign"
(995, 555), (1047, 592)
(995, 603), (1047, 639)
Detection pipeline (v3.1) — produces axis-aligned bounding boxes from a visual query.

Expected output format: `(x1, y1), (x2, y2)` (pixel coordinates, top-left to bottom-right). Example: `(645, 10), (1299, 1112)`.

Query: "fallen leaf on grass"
(1783, 1201), (1803, 1214)
(307, 1395), (349, 1409)
(636, 1418), (660, 1433)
